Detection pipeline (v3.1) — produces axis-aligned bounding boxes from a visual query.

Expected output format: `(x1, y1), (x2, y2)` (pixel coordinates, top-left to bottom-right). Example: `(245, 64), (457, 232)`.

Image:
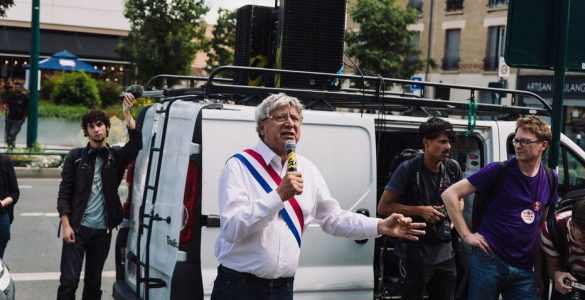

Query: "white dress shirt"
(215, 140), (380, 279)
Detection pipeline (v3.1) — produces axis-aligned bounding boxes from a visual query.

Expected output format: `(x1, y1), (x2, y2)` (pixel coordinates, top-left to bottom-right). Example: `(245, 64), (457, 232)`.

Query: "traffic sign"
(498, 57), (510, 79)
(410, 76), (422, 91)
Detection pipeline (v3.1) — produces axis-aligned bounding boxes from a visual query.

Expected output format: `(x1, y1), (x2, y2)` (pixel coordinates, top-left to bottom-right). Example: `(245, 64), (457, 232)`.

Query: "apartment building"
(401, 0), (585, 145)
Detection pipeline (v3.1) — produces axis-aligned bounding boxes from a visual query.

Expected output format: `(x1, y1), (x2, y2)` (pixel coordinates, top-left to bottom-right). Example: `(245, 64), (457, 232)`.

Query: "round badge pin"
(521, 209), (535, 224)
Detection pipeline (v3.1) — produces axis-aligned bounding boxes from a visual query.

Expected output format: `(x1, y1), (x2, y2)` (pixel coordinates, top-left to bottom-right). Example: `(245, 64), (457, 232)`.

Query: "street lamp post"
(27, 0), (40, 149)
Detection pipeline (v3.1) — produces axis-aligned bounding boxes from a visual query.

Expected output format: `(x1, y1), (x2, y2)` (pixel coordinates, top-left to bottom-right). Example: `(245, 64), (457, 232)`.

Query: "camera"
(563, 278), (585, 300)
(430, 207), (451, 243)
(118, 85), (144, 100)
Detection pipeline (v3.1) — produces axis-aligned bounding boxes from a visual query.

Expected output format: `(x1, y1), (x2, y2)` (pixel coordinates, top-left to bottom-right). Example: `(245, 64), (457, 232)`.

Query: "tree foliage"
(0, 0), (14, 17)
(206, 8), (236, 75)
(345, 0), (423, 79)
(51, 72), (101, 108)
(119, 0), (209, 84)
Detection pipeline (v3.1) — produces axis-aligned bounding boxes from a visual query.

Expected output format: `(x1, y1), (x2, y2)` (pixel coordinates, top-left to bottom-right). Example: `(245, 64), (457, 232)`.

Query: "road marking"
(20, 212), (59, 217)
(11, 271), (115, 282)
(18, 185), (32, 189)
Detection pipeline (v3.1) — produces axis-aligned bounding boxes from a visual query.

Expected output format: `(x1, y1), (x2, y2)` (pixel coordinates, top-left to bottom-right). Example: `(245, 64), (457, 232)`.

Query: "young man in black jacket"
(56, 93), (142, 300)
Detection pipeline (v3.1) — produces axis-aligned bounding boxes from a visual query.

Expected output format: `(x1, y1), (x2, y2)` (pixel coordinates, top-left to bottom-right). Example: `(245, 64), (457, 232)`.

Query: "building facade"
(400, 0), (585, 145)
(0, 0), (132, 84)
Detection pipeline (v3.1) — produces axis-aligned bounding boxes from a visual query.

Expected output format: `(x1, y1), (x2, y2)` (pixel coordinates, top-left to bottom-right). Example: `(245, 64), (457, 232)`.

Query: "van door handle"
(202, 215), (220, 227)
(355, 208), (370, 244)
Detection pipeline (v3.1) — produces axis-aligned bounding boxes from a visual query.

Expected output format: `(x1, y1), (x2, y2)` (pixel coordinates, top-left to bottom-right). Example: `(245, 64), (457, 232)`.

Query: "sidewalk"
(14, 167), (62, 178)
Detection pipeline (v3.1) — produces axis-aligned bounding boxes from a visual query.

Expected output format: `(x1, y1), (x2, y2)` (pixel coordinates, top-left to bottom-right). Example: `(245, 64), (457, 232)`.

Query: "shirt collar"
(255, 139), (281, 167)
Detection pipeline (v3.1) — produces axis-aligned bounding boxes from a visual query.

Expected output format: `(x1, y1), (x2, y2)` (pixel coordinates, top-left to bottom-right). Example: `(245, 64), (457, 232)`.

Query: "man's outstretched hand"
(378, 213), (426, 241)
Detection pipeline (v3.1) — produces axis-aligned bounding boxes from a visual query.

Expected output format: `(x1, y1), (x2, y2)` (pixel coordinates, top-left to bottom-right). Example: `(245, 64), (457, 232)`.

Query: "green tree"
(345, 0), (423, 79)
(205, 8), (237, 76)
(51, 72), (101, 108)
(119, 0), (209, 84)
(0, 0), (14, 17)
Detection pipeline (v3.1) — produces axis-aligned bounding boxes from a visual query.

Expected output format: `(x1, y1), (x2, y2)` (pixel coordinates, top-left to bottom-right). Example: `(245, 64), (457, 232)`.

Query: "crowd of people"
(0, 90), (583, 299)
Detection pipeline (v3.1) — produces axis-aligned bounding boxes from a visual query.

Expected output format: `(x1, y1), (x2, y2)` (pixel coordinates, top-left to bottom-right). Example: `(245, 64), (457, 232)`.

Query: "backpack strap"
(543, 165), (557, 220)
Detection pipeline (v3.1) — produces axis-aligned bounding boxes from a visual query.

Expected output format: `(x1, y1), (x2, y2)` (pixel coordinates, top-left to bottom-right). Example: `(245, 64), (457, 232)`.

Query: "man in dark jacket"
(56, 93), (142, 300)
(4, 82), (28, 147)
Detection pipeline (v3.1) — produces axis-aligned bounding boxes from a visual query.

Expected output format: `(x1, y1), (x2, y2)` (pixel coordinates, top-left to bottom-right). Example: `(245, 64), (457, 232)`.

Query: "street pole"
(549, 0), (571, 169)
(27, 0), (40, 149)
(424, 0), (434, 83)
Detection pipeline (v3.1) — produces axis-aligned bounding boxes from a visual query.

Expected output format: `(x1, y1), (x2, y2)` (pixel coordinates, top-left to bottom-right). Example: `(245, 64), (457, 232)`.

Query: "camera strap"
(416, 157), (448, 206)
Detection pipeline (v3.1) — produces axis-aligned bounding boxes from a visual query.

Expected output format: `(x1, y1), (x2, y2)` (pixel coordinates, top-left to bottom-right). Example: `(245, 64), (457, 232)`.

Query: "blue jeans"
(210, 265), (294, 300)
(0, 212), (10, 259)
(469, 247), (537, 300)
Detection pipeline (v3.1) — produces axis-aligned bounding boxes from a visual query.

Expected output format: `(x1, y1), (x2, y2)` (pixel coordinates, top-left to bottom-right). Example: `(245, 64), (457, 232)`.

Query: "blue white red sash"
(231, 149), (304, 247)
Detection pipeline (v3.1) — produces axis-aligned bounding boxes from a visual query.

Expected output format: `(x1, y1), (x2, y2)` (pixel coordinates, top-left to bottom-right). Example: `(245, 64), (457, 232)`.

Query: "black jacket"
(57, 127), (142, 230)
(0, 154), (20, 223)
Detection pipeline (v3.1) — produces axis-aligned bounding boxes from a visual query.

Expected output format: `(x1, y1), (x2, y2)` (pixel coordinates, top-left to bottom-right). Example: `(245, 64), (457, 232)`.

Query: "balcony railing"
(488, 0), (508, 8)
(446, 0), (464, 11)
(442, 56), (460, 70)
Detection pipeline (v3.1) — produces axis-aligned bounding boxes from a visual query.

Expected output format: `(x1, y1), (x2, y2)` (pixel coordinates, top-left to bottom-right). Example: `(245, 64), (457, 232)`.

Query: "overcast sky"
(205, 0), (275, 24)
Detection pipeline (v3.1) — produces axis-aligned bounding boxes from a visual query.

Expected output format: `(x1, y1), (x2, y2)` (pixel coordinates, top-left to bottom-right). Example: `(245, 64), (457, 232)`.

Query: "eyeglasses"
(512, 138), (543, 147)
(268, 113), (302, 125)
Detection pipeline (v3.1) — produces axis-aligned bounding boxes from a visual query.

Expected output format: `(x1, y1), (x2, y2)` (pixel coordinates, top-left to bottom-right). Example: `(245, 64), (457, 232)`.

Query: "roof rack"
(141, 66), (552, 119)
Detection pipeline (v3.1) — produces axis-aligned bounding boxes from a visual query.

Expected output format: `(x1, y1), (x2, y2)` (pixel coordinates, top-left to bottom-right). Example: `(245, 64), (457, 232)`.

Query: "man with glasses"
(541, 199), (585, 300)
(211, 93), (426, 300)
(442, 115), (558, 300)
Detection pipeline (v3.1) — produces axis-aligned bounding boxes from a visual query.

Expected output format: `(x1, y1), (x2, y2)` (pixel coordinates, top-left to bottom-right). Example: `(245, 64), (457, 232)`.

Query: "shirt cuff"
(267, 190), (286, 214)
(366, 217), (382, 237)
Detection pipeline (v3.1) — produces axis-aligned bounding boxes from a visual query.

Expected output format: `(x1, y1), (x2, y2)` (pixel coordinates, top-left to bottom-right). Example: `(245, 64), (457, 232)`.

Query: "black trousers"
(57, 226), (111, 300)
(402, 258), (457, 300)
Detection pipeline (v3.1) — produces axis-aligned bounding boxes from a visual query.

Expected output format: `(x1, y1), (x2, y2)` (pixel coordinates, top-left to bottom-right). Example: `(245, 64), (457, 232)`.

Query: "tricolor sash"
(232, 149), (305, 247)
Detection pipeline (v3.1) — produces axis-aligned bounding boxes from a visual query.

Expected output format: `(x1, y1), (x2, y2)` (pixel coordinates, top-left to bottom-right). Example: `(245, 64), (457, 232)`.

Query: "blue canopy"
(38, 50), (102, 74)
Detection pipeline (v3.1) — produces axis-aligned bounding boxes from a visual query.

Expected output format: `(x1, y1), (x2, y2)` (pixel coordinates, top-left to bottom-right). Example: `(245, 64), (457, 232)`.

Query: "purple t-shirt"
(467, 158), (558, 269)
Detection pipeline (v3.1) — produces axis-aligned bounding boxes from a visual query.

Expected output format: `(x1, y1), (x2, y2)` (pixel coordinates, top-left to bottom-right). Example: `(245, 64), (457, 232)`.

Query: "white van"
(112, 72), (585, 300)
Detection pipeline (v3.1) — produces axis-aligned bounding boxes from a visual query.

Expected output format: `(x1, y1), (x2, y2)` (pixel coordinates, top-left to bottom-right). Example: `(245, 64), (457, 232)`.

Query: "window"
(408, 31), (421, 62)
(446, 0), (464, 11)
(484, 26), (506, 71)
(541, 146), (585, 196)
(408, 0), (423, 14)
(443, 29), (460, 70)
(488, 0), (508, 8)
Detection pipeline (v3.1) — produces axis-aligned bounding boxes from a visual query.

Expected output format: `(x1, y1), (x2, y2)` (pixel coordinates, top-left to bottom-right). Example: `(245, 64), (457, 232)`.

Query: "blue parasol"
(38, 50), (102, 74)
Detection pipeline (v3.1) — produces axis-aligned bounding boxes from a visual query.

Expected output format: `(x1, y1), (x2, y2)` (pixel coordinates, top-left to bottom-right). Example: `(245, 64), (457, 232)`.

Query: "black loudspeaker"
(275, 0), (346, 89)
(234, 5), (275, 86)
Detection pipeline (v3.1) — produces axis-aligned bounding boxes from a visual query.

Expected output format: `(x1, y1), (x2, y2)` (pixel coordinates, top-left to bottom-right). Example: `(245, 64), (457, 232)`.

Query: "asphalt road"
(5, 178), (126, 300)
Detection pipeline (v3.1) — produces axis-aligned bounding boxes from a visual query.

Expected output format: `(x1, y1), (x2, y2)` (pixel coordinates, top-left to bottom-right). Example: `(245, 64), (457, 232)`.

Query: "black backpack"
(471, 161), (556, 231)
(386, 148), (423, 186)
